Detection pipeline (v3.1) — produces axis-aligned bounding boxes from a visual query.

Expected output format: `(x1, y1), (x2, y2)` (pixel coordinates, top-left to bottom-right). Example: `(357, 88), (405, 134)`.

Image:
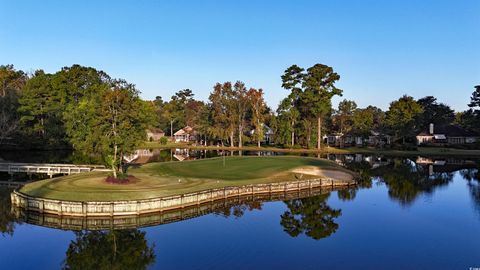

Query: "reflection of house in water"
(173, 149), (191, 161)
(327, 154), (391, 169)
(124, 149), (162, 164)
(416, 156), (478, 176)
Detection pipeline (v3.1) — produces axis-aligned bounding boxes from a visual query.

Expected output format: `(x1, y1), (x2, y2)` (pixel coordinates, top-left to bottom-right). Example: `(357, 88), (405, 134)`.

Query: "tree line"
(1, 63), (480, 156)
(0, 64), (155, 177)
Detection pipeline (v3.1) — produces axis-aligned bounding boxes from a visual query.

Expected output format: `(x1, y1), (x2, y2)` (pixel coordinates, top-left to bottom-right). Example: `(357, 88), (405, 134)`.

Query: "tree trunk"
(291, 120), (295, 147)
(317, 116), (322, 150)
(112, 144), (118, 178)
(230, 131), (234, 147)
(238, 124), (243, 148)
(257, 119), (261, 148)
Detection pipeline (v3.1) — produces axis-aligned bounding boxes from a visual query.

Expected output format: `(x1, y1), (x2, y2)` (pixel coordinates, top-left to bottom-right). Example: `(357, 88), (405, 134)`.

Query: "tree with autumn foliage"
(247, 87), (267, 147)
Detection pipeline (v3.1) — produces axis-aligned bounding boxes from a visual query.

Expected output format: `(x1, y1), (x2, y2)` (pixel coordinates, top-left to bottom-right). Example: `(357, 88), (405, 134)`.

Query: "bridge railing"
(0, 163), (107, 176)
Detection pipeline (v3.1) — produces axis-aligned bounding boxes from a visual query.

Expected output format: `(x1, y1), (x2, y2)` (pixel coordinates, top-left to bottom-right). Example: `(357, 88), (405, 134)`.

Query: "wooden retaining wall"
(13, 187), (335, 231)
(11, 178), (355, 217)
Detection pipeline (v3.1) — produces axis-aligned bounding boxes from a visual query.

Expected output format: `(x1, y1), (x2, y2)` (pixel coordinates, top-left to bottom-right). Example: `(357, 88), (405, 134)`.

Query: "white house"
(416, 123), (479, 145)
(174, 126), (197, 143)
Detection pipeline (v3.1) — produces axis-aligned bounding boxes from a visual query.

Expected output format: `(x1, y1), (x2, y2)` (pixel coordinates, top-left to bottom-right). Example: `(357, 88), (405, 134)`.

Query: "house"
(325, 133), (343, 146)
(368, 131), (392, 147)
(416, 123), (479, 145)
(325, 132), (364, 147)
(342, 133), (364, 146)
(146, 128), (165, 141)
(174, 126), (197, 143)
(250, 124), (275, 144)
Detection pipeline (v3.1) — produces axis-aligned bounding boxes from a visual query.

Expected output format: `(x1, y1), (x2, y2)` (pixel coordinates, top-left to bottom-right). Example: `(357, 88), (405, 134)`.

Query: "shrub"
(159, 136), (168, 145)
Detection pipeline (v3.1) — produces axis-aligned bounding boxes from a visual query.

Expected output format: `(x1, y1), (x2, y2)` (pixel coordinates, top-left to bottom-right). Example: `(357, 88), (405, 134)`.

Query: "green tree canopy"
(385, 95), (423, 144)
(302, 64), (343, 149)
(417, 96), (454, 127)
(18, 70), (65, 143)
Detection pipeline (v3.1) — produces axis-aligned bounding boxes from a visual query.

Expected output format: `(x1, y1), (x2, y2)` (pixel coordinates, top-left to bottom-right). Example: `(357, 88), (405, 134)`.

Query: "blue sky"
(1, 0), (479, 111)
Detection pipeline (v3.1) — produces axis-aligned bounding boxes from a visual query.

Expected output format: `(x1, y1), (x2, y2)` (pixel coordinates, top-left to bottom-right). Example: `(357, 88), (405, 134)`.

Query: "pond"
(0, 150), (479, 269)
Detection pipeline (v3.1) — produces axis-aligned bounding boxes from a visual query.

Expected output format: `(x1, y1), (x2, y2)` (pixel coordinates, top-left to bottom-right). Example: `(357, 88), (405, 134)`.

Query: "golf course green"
(19, 156), (355, 201)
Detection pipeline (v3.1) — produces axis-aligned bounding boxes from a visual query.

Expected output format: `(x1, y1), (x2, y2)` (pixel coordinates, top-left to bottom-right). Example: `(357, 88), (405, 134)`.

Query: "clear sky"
(1, 0), (479, 111)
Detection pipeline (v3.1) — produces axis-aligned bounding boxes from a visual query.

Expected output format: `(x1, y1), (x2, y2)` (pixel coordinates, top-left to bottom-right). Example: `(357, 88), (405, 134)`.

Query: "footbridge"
(0, 163), (109, 178)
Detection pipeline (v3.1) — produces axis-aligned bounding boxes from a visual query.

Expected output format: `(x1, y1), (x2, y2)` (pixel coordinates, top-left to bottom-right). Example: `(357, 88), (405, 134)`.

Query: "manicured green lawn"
(19, 156), (353, 202)
(135, 156), (343, 180)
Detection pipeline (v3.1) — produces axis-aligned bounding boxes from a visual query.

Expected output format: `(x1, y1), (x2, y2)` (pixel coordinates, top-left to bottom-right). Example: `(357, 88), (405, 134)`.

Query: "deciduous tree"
(385, 95), (423, 144)
(247, 88), (267, 147)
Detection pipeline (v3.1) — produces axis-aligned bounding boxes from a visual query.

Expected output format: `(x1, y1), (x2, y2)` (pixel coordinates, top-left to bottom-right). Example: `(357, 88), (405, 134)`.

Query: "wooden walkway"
(0, 163), (108, 177)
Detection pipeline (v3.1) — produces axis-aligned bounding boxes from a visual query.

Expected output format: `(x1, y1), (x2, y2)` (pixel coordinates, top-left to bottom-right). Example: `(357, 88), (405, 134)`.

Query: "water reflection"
(280, 193), (341, 240)
(460, 168), (480, 216)
(213, 201), (263, 218)
(63, 230), (155, 270)
(332, 154), (480, 207)
(13, 188), (335, 231)
(0, 187), (19, 235)
(374, 159), (453, 206)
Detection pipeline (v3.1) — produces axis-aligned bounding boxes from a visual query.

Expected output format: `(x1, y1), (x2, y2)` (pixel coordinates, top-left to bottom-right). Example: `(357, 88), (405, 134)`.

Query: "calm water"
(0, 151), (479, 269)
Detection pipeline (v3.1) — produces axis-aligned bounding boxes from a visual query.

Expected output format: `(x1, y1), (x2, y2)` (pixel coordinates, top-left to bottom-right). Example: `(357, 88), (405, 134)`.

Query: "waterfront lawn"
(19, 156), (354, 202)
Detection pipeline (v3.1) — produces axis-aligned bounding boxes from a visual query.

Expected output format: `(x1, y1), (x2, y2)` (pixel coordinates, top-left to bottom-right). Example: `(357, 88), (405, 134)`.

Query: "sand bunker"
(291, 166), (354, 181)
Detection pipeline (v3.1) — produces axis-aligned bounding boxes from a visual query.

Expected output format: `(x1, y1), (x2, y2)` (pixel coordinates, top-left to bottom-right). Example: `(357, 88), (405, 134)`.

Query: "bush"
(159, 136), (168, 145)
(392, 143), (418, 151)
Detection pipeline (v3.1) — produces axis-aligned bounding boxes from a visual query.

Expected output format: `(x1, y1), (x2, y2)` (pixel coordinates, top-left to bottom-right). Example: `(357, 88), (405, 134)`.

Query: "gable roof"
(417, 125), (479, 137)
(147, 128), (164, 134)
(174, 126), (195, 136)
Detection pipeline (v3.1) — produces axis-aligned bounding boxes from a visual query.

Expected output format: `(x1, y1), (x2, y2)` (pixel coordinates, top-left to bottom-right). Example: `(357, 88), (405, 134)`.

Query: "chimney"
(429, 123), (434, 134)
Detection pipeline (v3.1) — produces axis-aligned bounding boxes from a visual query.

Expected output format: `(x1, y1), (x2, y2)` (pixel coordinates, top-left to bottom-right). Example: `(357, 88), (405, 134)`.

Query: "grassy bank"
(143, 142), (480, 157)
(19, 156), (354, 201)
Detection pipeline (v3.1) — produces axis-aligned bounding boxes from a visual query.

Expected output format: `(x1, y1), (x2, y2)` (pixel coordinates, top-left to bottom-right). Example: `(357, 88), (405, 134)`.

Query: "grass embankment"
(20, 156), (354, 202)
(144, 141), (480, 157)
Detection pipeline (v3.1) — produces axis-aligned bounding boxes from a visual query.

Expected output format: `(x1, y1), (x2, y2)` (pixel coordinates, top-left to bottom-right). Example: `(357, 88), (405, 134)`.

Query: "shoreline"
(12, 187), (337, 230)
(144, 142), (480, 157)
(11, 177), (355, 217)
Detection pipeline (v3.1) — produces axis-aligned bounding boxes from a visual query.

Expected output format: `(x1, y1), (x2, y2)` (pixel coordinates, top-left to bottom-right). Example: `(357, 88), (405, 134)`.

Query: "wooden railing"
(0, 163), (108, 177)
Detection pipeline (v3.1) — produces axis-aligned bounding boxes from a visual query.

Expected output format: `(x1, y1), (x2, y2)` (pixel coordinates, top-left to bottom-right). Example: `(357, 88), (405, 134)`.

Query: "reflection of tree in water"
(214, 201), (263, 218)
(280, 193), (341, 240)
(337, 161), (374, 201)
(63, 230), (155, 270)
(0, 187), (19, 236)
(373, 159), (453, 206)
(460, 168), (480, 216)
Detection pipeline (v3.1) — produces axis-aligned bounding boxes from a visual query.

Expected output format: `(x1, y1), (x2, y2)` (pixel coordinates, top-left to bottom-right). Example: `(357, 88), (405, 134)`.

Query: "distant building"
(368, 131), (392, 147)
(174, 126), (197, 142)
(326, 131), (391, 148)
(146, 128), (165, 141)
(250, 124), (275, 144)
(416, 123), (479, 145)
